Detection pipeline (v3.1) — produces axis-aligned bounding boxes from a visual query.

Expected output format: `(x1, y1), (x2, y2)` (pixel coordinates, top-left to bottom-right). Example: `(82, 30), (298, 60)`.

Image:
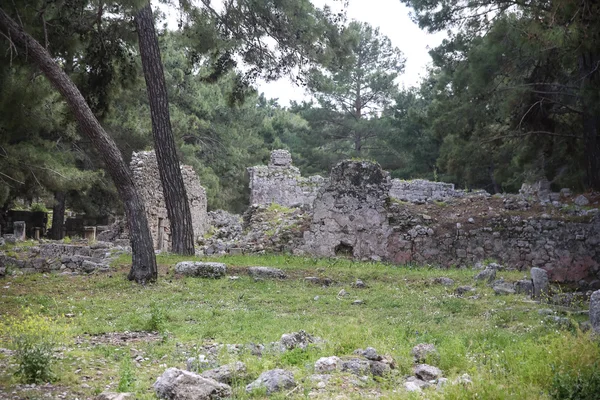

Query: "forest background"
(1, 0), (598, 218)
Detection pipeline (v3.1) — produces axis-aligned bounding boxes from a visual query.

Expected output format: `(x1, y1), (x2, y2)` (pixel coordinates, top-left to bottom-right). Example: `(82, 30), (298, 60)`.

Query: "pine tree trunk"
(579, 51), (600, 191)
(51, 191), (66, 240)
(135, 2), (195, 255)
(0, 7), (157, 283)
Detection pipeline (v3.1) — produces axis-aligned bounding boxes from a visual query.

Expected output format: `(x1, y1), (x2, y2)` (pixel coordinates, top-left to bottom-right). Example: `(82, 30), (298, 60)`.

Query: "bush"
(550, 362), (600, 400)
(30, 203), (49, 213)
(0, 310), (63, 383)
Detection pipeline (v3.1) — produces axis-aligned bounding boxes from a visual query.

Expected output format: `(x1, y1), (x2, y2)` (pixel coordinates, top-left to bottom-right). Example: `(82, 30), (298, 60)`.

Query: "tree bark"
(0, 7), (157, 283)
(579, 50), (600, 190)
(51, 191), (66, 240)
(135, 2), (195, 255)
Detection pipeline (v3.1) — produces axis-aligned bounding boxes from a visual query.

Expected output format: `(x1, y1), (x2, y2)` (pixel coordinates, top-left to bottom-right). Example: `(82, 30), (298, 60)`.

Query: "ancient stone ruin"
(389, 179), (466, 203)
(301, 160), (391, 259)
(247, 150), (326, 207)
(130, 150), (208, 250)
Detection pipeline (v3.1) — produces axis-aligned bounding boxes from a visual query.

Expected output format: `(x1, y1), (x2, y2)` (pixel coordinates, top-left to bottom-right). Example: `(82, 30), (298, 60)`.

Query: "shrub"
(0, 310), (63, 383)
(117, 356), (135, 392)
(30, 203), (49, 213)
(147, 301), (166, 333)
(550, 362), (600, 400)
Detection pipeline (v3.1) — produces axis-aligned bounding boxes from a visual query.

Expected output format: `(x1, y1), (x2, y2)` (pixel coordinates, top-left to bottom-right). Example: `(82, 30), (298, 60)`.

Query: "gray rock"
(94, 393), (133, 400)
(411, 343), (438, 364)
(403, 381), (423, 393)
(0, 267), (5, 277)
(531, 267), (549, 300)
(186, 355), (218, 372)
(433, 277), (454, 286)
(369, 361), (391, 377)
(591, 290), (600, 334)
(363, 347), (381, 361)
(154, 368), (232, 400)
(437, 377), (449, 389)
(414, 364), (442, 381)
(4, 235), (16, 245)
(314, 356), (341, 373)
(340, 358), (371, 376)
(492, 280), (516, 295)
(352, 300), (365, 305)
(353, 279), (366, 288)
(175, 262), (226, 279)
(82, 260), (101, 273)
(0, 237), (5, 246)
(245, 369), (295, 394)
(515, 280), (533, 296)
(474, 267), (496, 283)
(574, 195), (590, 206)
(200, 362), (246, 384)
(248, 266), (286, 279)
(279, 330), (322, 351)
(455, 286), (475, 296)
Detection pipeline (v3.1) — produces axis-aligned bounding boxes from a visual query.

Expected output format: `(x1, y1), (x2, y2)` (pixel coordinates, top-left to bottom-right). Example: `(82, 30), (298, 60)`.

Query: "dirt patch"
(75, 331), (162, 346)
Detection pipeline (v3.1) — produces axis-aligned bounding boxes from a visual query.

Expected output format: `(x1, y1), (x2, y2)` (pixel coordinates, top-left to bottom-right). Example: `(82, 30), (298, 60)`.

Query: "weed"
(147, 302), (166, 333)
(0, 310), (63, 383)
(117, 356), (135, 392)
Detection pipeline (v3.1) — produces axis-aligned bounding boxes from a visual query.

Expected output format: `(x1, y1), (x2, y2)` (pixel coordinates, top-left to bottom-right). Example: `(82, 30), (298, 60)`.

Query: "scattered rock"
(474, 267), (496, 284)
(340, 358), (371, 376)
(433, 277), (454, 286)
(337, 289), (348, 297)
(369, 361), (391, 377)
(411, 343), (438, 364)
(574, 195), (590, 206)
(200, 362), (246, 384)
(414, 364), (442, 381)
(186, 355), (218, 372)
(352, 300), (365, 305)
(279, 330), (322, 351)
(175, 262), (226, 279)
(590, 290), (600, 334)
(455, 286), (475, 296)
(248, 266), (286, 279)
(245, 369), (295, 394)
(515, 280), (533, 296)
(456, 373), (473, 385)
(154, 368), (232, 400)
(353, 279), (367, 288)
(314, 356), (341, 373)
(94, 393), (133, 400)
(492, 280), (516, 295)
(531, 267), (549, 300)
(403, 381), (423, 393)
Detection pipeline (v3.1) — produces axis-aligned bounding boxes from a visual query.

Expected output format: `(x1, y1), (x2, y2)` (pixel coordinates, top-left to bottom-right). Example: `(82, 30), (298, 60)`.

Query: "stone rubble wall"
(130, 150), (208, 250)
(301, 160), (391, 259)
(389, 179), (465, 203)
(386, 209), (600, 286)
(0, 242), (118, 274)
(247, 150), (326, 208)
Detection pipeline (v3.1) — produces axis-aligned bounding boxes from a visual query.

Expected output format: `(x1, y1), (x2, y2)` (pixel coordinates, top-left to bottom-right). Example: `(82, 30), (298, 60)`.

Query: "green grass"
(0, 253), (598, 399)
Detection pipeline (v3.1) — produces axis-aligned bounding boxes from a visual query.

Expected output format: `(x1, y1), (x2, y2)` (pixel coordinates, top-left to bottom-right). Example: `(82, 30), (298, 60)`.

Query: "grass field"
(0, 253), (598, 399)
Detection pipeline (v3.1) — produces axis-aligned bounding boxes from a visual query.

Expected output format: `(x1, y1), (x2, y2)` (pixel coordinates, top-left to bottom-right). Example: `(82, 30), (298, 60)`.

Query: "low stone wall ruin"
(0, 242), (118, 274)
(247, 150), (326, 208)
(131, 150), (208, 250)
(389, 179), (466, 203)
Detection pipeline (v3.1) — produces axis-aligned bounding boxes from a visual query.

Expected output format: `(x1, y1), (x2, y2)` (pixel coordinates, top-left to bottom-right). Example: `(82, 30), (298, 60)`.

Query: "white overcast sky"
(161, 0), (446, 106)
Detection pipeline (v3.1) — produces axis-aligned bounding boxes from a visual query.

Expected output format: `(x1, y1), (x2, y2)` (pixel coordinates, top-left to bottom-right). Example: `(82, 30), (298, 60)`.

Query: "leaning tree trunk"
(51, 191), (66, 240)
(135, 2), (195, 255)
(0, 7), (157, 283)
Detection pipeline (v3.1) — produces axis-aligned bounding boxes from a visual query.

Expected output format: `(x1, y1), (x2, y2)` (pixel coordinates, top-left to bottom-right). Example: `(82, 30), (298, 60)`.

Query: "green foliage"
(147, 301), (166, 333)
(29, 203), (48, 213)
(117, 356), (135, 392)
(550, 362), (600, 400)
(0, 310), (63, 384)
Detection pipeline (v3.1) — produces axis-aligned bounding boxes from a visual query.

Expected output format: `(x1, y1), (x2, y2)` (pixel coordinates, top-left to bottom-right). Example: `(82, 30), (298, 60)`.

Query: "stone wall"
(130, 150), (208, 250)
(389, 179), (466, 203)
(301, 160), (391, 259)
(0, 242), (117, 274)
(386, 207), (600, 286)
(247, 150), (326, 208)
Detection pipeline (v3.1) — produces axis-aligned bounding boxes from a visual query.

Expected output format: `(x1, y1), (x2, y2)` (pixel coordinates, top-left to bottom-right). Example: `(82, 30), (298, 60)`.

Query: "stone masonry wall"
(301, 160), (391, 259)
(389, 179), (465, 203)
(247, 150), (326, 208)
(130, 151), (208, 250)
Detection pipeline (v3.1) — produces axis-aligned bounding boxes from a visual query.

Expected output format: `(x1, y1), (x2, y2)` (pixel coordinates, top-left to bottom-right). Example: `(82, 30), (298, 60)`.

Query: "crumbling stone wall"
(301, 160), (391, 259)
(130, 150), (208, 250)
(389, 179), (466, 203)
(386, 208), (600, 286)
(0, 242), (117, 274)
(247, 150), (326, 207)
